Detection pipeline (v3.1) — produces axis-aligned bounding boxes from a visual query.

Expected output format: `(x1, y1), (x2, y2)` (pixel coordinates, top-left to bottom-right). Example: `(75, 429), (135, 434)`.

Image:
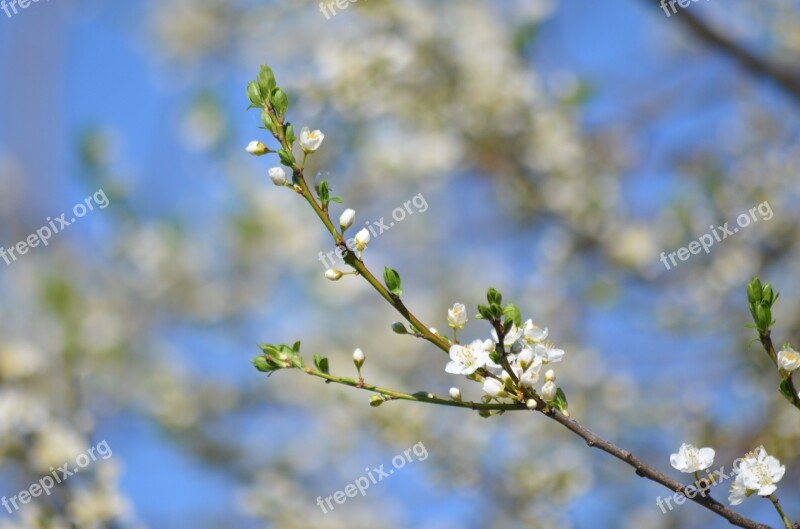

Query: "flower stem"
(302, 366), (526, 411)
(769, 494), (793, 529)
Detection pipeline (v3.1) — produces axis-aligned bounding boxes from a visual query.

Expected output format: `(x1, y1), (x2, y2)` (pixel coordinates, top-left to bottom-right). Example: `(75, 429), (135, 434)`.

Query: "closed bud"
(246, 141), (269, 156)
(526, 399), (538, 410)
(541, 381), (557, 401)
(353, 348), (365, 368)
(478, 409), (492, 418)
(269, 167), (287, 186)
(391, 322), (408, 334)
(449, 387), (462, 401)
(747, 278), (762, 305)
(325, 268), (343, 281)
(544, 369), (556, 382)
(339, 208), (356, 232)
(369, 396), (384, 407)
(354, 228), (370, 257)
(253, 356), (271, 372)
(763, 283), (774, 304)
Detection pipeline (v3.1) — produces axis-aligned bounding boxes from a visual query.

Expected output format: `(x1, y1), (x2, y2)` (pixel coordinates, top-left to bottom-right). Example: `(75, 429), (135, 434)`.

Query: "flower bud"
(369, 396), (384, 407)
(449, 387), (462, 401)
(339, 208), (356, 232)
(526, 399), (538, 410)
(447, 303), (468, 330)
(269, 167), (287, 186)
(253, 356), (271, 372)
(354, 228), (370, 257)
(353, 348), (365, 368)
(246, 141), (269, 156)
(541, 381), (557, 401)
(325, 268), (343, 281)
(544, 369), (556, 382)
(478, 409), (492, 418)
(391, 322), (408, 334)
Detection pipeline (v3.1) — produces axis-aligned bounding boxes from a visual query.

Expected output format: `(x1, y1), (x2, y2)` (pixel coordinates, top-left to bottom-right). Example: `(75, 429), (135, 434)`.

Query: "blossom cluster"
(669, 443), (786, 505)
(442, 293), (566, 410)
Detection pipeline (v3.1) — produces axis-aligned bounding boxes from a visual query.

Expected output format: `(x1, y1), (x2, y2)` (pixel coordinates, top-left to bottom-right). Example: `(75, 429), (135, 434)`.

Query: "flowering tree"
(246, 64), (799, 529)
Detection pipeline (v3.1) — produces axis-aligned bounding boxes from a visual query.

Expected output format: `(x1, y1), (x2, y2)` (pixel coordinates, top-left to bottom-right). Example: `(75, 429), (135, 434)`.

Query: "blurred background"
(1, 0), (800, 528)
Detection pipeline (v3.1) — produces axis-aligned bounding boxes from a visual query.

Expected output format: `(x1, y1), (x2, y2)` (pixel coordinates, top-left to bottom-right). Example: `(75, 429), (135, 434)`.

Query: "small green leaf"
(487, 288), (502, 307)
(292, 341), (301, 352)
(285, 123), (296, 145)
(503, 303), (522, 326)
(257, 65), (277, 96)
(329, 196), (343, 204)
(277, 149), (294, 167)
(779, 378), (794, 403)
(271, 88), (289, 117)
(383, 267), (403, 297)
(247, 81), (263, 107)
(553, 388), (569, 413)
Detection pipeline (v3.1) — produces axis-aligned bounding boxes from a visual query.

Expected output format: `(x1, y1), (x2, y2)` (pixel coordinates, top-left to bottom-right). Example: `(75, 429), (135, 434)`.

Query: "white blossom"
(299, 127), (325, 152)
(777, 346), (800, 372)
(669, 443), (715, 473)
(447, 303), (468, 330)
(445, 340), (490, 375)
(738, 447), (785, 497)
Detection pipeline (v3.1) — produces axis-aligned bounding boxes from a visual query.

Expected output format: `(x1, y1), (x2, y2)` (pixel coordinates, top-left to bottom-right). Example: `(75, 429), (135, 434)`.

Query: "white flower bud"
(352, 348), (365, 368)
(544, 369), (556, 382)
(269, 167), (287, 186)
(325, 268), (343, 281)
(354, 228), (370, 256)
(778, 347), (800, 372)
(541, 381), (557, 401)
(339, 208), (356, 232)
(246, 141), (268, 156)
(526, 399), (538, 410)
(299, 127), (325, 153)
(447, 303), (468, 330)
(449, 387), (462, 401)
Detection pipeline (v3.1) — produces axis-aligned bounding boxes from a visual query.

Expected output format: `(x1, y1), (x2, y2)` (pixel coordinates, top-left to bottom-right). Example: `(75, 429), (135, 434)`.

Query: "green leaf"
(383, 267), (403, 297)
(317, 180), (330, 208)
(779, 378), (795, 403)
(271, 88), (289, 117)
(257, 65), (277, 96)
(503, 303), (522, 326)
(277, 149), (294, 167)
(313, 354), (330, 374)
(285, 123), (296, 145)
(476, 304), (492, 320)
(261, 109), (276, 134)
(487, 288), (502, 307)
(329, 196), (343, 204)
(247, 81), (263, 107)
(292, 341), (301, 352)
(553, 388), (569, 413)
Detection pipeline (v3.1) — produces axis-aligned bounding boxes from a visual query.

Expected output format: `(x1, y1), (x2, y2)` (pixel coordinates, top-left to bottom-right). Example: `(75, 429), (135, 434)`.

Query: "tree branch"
(643, 0), (800, 105)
